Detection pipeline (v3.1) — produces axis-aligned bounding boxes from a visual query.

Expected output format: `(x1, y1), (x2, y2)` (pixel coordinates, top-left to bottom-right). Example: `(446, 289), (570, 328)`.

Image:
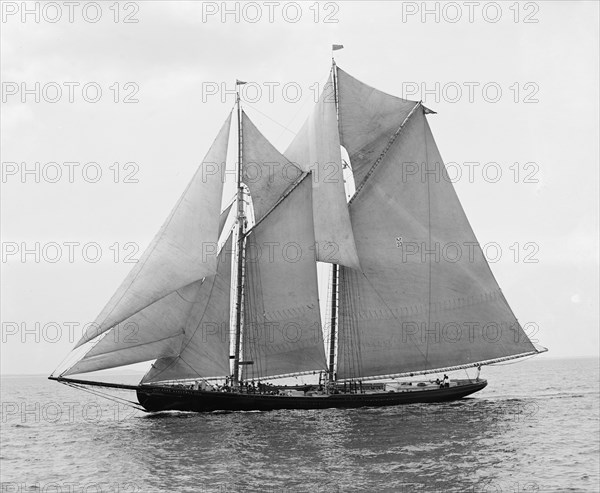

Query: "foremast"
(232, 84), (246, 387)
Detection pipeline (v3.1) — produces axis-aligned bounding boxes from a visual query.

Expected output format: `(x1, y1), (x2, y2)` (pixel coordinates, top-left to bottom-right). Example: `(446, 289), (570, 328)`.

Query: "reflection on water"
(1, 358), (598, 492)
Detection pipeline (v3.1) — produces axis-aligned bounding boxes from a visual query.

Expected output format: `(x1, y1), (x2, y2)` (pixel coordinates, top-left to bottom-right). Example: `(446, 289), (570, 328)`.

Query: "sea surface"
(1, 357), (598, 493)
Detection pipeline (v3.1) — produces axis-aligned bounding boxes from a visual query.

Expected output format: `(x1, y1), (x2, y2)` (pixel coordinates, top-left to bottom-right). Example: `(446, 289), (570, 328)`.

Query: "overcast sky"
(1, 1), (598, 375)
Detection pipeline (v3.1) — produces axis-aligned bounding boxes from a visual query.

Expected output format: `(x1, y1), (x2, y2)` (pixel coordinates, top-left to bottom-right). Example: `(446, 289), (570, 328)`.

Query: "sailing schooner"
(49, 55), (546, 412)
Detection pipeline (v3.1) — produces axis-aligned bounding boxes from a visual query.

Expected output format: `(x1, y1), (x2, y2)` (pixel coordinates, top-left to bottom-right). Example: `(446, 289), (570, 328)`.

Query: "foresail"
(64, 234), (234, 378)
(337, 108), (536, 380)
(74, 113), (232, 349)
(242, 175), (327, 379)
(285, 73), (360, 269)
(337, 67), (419, 186)
(242, 111), (303, 221)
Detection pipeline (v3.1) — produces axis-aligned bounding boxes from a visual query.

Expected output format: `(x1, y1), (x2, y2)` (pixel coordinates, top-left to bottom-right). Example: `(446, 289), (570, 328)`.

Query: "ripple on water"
(0, 358), (598, 492)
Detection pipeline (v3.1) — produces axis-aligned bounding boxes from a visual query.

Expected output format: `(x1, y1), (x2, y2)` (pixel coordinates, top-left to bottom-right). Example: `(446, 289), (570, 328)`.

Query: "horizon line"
(2, 354), (599, 377)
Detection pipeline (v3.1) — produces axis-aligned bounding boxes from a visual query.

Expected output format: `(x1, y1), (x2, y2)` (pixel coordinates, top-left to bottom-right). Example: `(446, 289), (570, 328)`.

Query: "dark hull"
(136, 379), (487, 413)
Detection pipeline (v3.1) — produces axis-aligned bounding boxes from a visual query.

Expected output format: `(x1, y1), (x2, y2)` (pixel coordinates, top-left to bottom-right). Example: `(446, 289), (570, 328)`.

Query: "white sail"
(285, 73), (360, 269)
(242, 111), (303, 221)
(242, 175), (327, 379)
(63, 210), (234, 377)
(74, 114), (232, 349)
(337, 67), (419, 186)
(337, 107), (537, 379)
(142, 235), (233, 382)
(63, 335), (184, 377)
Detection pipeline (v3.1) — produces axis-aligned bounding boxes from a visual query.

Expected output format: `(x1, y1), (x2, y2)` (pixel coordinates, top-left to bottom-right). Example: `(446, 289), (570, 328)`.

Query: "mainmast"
(328, 57), (340, 384)
(232, 84), (245, 386)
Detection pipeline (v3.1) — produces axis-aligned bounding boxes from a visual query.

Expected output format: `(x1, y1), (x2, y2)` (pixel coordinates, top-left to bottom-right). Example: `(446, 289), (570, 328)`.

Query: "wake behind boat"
(50, 48), (546, 413)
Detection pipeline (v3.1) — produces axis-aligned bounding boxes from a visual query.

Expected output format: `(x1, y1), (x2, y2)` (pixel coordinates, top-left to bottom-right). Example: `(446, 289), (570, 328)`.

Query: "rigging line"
(242, 238), (261, 380)
(338, 266), (350, 378)
(275, 68), (336, 149)
(352, 269), (364, 379)
(63, 382), (144, 411)
(252, 243), (267, 381)
(340, 266), (363, 380)
(172, 356), (207, 380)
(274, 97), (310, 144)
(352, 270), (364, 379)
(251, 369), (326, 381)
(143, 233), (235, 383)
(284, 67), (335, 142)
(239, 235), (253, 379)
(338, 350), (540, 382)
(64, 381), (137, 401)
(143, 273), (219, 383)
(488, 353), (539, 366)
(245, 235), (326, 380)
(243, 172), (310, 236)
(252, 273), (265, 382)
(342, 267), (357, 379)
(59, 324), (115, 377)
(53, 345), (84, 377)
(243, 102), (298, 136)
(333, 62), (342, 139)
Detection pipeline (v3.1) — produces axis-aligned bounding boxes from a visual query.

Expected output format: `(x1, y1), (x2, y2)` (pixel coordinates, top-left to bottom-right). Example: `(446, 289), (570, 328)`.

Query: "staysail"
(63, 215), (234, 378)
(285, 72), (360, 269)
(242, 174), (327, 379)
(242, 111), (303, 222)
(337, 100), (537, 379)
(74, 113), (232, 349)
(141, 234), (233, 383)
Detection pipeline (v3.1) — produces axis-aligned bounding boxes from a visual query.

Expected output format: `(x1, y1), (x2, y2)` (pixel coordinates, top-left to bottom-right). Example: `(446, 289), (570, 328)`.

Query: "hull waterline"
(136, 379), (488, 413)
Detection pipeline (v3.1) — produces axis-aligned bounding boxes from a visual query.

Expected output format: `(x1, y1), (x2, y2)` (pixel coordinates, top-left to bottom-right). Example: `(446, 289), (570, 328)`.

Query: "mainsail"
(74, 113), (232, 349)
(335, 72), (537, 379)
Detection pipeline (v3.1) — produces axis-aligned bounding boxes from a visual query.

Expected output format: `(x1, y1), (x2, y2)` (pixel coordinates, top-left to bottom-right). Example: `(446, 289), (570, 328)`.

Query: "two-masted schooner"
(50, 53), (546, 412)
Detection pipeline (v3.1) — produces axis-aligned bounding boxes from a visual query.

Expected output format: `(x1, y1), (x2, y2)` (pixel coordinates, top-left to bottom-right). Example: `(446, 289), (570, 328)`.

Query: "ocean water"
(1, 357), (598, 493)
